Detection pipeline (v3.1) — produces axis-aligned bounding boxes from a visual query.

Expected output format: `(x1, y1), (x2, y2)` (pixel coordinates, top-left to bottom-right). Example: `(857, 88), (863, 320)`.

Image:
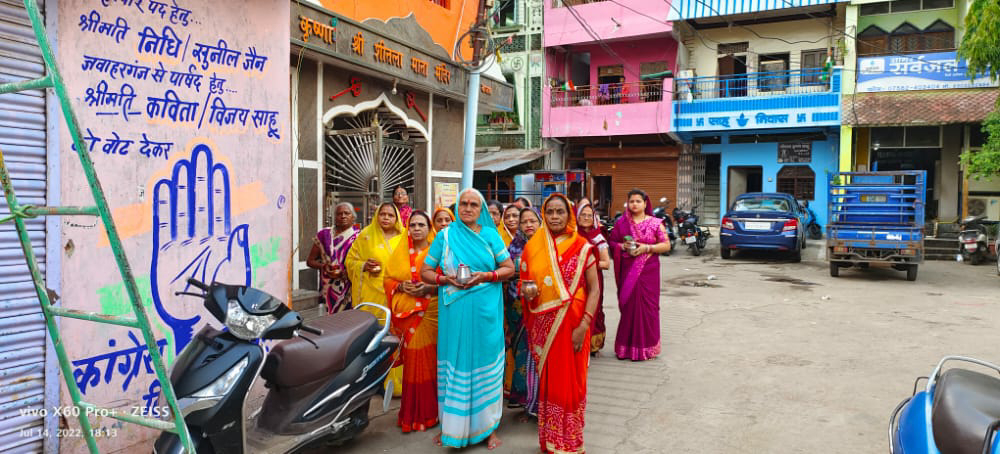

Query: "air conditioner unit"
(968, 196), (1000, 220)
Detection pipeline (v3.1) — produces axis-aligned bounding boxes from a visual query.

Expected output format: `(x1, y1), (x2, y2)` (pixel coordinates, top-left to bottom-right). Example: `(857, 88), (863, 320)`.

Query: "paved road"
(303, 243), (999, 453)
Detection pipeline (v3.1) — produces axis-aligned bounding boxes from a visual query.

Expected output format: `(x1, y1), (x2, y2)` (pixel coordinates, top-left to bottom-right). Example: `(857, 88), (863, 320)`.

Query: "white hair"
(334, 202), (355, 213)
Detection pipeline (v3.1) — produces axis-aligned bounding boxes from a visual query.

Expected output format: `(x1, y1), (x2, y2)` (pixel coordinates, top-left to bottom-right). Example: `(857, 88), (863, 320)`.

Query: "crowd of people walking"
(307, 185), (670, 453)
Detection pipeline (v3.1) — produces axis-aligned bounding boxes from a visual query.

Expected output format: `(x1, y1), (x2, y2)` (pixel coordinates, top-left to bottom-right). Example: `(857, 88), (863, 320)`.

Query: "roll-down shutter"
(0, 1), (48, 452)
(589, 158), (677, 215)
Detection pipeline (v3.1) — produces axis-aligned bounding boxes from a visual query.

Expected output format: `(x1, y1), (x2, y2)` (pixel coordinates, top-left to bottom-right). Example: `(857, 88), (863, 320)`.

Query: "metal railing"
(674, 68), (831, 101)
(550, 80), (667, 107)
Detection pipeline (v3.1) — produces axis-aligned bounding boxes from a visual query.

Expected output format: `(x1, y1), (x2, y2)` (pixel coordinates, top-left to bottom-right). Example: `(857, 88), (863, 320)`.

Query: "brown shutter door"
(589, 159), (677, 215)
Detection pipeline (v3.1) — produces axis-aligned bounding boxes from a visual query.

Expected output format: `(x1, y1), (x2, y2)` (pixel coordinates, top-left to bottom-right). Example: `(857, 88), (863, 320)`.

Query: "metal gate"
(0, 0), (48, 451)
(324, 112), (415, 225)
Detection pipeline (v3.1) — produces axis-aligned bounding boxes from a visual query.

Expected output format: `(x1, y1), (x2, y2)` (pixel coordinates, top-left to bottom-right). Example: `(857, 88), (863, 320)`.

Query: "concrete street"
(317, 243), (1000, 453)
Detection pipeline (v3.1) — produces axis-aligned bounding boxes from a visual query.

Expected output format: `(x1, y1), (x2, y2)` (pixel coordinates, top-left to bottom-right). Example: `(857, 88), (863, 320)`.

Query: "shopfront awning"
(843, 89), (1000, 126)
(474, 148), (550, 173)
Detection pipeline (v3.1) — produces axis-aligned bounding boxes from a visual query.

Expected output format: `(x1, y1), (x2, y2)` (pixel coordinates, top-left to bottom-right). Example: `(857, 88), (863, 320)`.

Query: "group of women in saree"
(311, 184), (669, 453)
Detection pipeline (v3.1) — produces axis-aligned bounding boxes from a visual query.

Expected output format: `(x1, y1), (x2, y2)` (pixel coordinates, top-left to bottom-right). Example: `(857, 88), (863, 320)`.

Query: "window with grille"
(858, 25), (889, 56)
(430, 0), (449, 8)
(860, 0), (954, 15)
(776, 166), (815, 200)
(640, 61), (668, 102)
(922, 20), (955, 51)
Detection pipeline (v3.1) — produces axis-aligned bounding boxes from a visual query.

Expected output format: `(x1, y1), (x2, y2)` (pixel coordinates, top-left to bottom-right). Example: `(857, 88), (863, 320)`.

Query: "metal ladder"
(0, 0), (195, 452)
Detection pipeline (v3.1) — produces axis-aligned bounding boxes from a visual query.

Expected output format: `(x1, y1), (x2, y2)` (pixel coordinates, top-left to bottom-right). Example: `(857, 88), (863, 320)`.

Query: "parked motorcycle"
(652, 197), (678, 256)
(958, 214), (998, 265)
(890, 356), (1000, 454)
(798, 200), (823, 240)
(673, 203), (711, 256)
(154, 278), (398, 454)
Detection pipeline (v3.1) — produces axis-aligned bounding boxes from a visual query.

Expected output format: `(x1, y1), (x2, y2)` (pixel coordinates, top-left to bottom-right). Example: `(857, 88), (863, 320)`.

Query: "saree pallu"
(315, 226), (358, 313)
(346, 211), (405, 395)
(582, 232), (607, 354)
(609, 216), (665, 361)
(424, 219), (509, 448)
(503, 235), (529, 407)
(523, 229), (595, 454)
(385, 237), (438, 433)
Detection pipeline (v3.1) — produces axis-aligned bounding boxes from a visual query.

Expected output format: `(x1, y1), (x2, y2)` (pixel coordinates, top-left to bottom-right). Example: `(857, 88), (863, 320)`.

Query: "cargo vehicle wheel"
(829, 262), (839, 277)
(906, 265), (918, 282)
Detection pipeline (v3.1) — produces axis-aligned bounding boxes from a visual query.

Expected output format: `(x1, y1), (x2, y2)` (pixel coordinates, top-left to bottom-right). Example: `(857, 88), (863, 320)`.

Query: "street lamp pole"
(460, 0), (489, 190)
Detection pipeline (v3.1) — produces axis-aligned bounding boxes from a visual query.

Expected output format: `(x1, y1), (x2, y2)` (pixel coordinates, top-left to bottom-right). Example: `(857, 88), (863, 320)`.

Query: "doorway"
(718, 54), (748, 98)
(871, 148), (940, 218)
(727, 166), (763, 210)
(593, 175), (613, 217)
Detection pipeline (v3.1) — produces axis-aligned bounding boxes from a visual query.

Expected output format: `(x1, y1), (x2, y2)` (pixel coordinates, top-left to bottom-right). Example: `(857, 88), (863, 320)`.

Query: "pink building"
(543, 0), (680, 214)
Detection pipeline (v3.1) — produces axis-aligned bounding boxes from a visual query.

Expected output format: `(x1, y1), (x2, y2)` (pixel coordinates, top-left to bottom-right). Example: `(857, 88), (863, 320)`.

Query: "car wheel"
(829, 261), (839, 277)
(791, 248), (802, 263)
(721, 247), (731, 259)
(906, 265), (918, 282)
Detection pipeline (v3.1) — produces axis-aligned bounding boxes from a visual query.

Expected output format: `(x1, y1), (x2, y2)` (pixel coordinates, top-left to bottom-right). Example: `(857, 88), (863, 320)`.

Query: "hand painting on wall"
(151, 143), (251, 354)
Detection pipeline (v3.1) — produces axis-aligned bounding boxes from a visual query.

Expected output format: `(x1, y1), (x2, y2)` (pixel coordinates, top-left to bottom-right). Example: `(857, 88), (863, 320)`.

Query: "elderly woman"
(420, 189), (515, 450)
(486, 199), (504, 230)
(520, 194), (600, 454)
(346, 202), (404, 395)
(306, 202), (359, 314)
(385, 211), (439, 433)
(609, 189), (671, 361)
(503, 207), (541, 410)
(432, 206), (454, 232)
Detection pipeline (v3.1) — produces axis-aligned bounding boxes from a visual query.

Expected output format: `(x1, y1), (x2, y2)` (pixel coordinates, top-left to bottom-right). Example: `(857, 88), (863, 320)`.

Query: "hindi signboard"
(857, 51), (999, 93)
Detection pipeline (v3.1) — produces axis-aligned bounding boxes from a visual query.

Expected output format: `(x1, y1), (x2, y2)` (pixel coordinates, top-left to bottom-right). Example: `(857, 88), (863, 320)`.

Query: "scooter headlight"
(190, 356), (249, 399)
(226, 299), (276, 340)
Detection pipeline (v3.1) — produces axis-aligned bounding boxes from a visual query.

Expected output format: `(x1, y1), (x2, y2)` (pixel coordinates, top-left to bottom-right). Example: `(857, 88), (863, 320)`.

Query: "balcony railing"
(550, 80), (666, 108)
(674, 68), (832, 101)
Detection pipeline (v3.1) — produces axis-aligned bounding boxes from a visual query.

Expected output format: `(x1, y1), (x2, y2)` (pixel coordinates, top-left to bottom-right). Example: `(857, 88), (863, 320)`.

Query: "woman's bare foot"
(487, 433), (502, 450)
(433, 433), (442, 446)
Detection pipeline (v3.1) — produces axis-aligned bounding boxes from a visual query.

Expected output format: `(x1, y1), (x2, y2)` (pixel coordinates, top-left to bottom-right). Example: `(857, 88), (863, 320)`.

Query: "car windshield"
(733, 197), (790, 212)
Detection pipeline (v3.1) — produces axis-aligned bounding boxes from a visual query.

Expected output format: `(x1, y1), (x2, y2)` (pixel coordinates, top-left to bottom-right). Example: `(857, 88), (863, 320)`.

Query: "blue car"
(720, 192), (807, 262)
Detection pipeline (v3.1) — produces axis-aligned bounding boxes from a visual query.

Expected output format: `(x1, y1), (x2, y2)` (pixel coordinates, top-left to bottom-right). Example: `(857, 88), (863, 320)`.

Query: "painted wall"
(703, 137), (840, 226)
(543, 0), (672, 47)
(543, 38), (677, 137)
(57, 1), (291, 450)
(317, 0), (479, 60)
(679, 13), (845, 79)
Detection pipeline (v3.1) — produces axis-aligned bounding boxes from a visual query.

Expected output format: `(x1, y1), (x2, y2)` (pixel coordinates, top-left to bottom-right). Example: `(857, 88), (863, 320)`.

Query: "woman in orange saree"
(520, 194), (600, 454)
(384, 210), (439, 433)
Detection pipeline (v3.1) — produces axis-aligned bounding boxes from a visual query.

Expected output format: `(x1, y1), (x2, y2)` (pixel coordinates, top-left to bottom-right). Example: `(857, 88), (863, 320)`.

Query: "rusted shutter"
(588, 158), (678, 215)
(0, 1), (47, 452)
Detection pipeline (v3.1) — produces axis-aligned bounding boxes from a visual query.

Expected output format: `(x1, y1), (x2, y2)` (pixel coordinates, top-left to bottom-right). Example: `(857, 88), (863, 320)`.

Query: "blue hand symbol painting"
(151, 144), (251, 354)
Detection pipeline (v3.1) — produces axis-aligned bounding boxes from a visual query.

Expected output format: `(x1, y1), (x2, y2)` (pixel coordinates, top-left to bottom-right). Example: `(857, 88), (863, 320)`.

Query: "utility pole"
(460, 0), (490, 190)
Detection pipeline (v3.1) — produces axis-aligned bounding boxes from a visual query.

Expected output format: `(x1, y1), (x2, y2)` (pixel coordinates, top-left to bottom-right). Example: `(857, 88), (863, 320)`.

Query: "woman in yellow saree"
(384, 210), (440, 433)
(520, 194), (600, 454)
(346, 202), (404, 395)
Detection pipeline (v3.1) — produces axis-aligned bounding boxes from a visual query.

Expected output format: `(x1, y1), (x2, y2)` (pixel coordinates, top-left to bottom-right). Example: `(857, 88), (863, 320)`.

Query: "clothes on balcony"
(597, 84), (610, 104)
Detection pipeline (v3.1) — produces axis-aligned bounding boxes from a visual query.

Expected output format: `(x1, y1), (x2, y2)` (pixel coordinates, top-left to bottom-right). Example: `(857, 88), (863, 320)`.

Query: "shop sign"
(291, 2), (467, 97)
(673, 107), (840, 132)
(434, 182), (459, 207)
(778, 142), (811, 163)
(857, 51), (999, 93)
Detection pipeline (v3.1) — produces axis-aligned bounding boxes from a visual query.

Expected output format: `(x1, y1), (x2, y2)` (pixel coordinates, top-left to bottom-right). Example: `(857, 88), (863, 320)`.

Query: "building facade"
(543, 0), (680, 216)
(474, 0), (560, 204)
(669, 0), (847, 227)
(290, 0), (513, 290)
(840, 0), (999, 222)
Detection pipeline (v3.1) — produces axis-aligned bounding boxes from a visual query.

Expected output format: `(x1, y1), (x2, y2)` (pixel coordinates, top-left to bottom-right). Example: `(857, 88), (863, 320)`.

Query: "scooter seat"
(932, 368), (1000, 454)
(261, 310), (379, 388)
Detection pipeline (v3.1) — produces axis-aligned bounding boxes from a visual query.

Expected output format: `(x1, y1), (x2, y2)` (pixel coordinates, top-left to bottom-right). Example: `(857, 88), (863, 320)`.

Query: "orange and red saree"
(521, 195), (595, 454)
(384, 231), (438, 433)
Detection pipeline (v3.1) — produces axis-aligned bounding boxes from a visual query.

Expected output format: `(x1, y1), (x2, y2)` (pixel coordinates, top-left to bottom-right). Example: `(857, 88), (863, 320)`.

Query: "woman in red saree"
(520, 194), (600, 453)
(384, 211), (439, 433)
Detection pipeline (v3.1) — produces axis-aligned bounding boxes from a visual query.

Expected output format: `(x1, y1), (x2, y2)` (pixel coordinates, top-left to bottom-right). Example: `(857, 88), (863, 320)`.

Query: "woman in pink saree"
(608, 189), (671, 361)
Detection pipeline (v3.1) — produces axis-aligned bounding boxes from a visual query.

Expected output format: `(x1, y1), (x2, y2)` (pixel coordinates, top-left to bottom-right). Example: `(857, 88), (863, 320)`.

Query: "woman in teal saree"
(420, 188), (516, 450)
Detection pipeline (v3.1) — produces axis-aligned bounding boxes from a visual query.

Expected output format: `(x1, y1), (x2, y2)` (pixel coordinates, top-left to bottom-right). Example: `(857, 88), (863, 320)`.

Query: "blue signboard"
(856, 51), (998, 93)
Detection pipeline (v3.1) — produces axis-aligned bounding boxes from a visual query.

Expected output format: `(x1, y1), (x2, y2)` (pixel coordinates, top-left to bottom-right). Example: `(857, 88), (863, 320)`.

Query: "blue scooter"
(890, 356), (1000, 454)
